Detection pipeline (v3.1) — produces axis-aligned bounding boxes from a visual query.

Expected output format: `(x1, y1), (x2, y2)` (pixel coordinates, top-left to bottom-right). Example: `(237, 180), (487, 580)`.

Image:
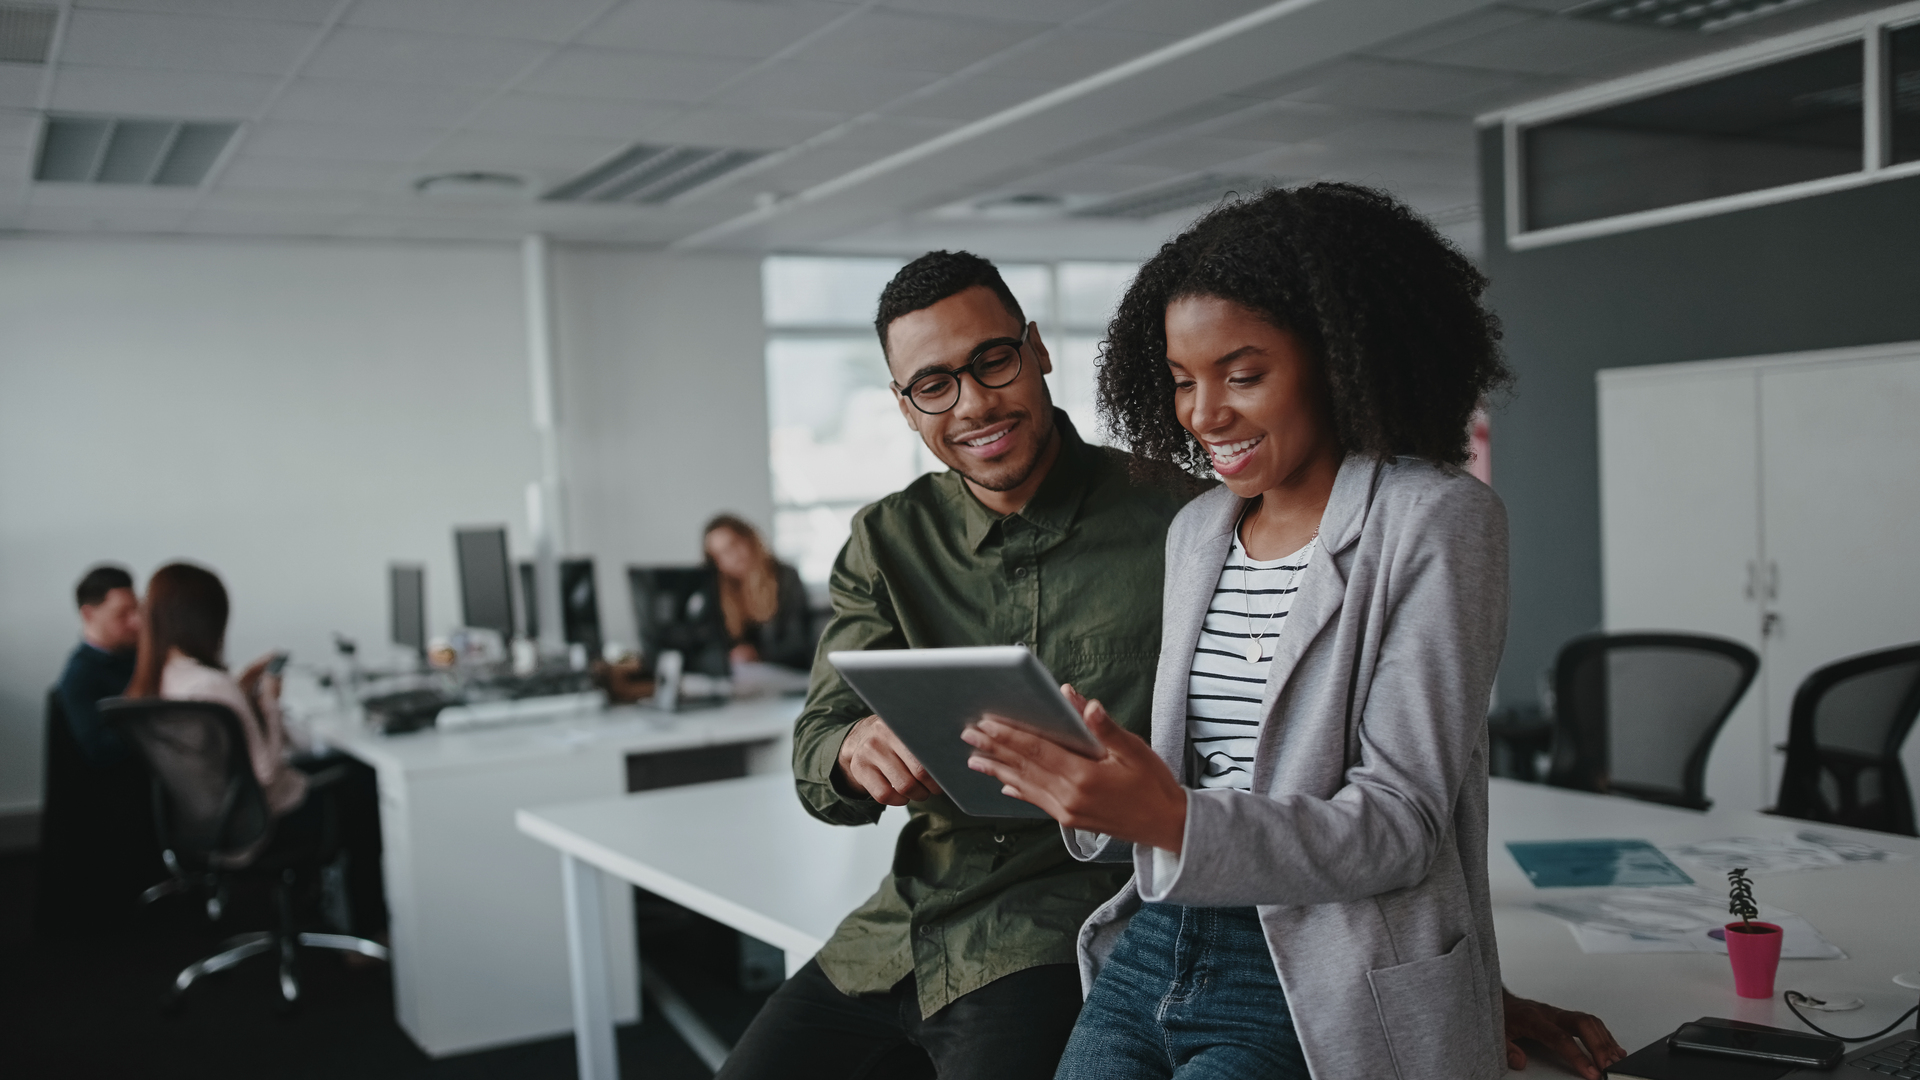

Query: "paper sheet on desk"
(1530, 887), (1846, 958)
(1663, 831), (1908, 877)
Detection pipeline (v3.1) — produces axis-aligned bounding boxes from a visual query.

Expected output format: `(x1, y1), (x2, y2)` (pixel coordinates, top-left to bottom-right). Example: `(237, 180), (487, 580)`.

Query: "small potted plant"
(1724, 868), (1784, 999)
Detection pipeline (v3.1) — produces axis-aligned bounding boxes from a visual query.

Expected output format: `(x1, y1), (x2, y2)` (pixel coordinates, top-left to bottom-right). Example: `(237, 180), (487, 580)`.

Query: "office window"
(1893, 22), (1920, 165)
(1523, 42), (1864, 231)
(764, 256), (1137, 582)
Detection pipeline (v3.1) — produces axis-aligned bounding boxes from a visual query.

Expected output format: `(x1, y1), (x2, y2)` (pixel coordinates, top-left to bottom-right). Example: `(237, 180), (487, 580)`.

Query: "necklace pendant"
(1243, 640), (1264, 664)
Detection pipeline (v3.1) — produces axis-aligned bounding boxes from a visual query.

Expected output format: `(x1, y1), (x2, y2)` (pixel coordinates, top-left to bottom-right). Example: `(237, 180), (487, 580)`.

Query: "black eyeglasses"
(892, 324), (1030, 415)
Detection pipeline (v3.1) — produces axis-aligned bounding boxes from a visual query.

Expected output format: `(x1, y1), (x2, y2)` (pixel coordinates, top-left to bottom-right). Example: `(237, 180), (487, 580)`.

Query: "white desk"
(524, 774), (1920, 1078)
(294, 690), (799, 1057)
(1487, 777), (1920, 1071)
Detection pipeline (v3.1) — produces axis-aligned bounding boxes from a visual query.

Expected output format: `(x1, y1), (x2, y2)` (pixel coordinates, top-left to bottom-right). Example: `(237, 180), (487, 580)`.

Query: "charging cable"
(1785, 991), (1920, 1042)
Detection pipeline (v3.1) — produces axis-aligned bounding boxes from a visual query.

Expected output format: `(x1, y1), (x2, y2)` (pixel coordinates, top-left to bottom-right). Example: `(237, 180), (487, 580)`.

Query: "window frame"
(1484, 0), (1920, 251)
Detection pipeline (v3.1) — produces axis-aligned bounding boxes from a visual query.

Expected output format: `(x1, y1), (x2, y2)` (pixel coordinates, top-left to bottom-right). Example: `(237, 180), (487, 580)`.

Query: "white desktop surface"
(524, 774), (1920, 1078)
(519, 772), (899, 967)
(287, 685), (799, 1058)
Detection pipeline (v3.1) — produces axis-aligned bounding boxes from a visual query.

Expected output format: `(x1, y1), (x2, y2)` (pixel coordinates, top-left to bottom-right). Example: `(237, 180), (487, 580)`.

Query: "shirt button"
(994, 834), (1006, 844)
(919, 926), (932, 937)
(1014, 642), (1026, 649)
(1014, 566), (1028, 578)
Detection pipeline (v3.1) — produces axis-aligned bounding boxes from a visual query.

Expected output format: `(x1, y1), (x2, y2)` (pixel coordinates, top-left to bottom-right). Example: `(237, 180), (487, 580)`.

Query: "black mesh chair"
(1546, 633), (1760, 810)
(100, 697), (387, 1008)
(1773, 643), (1920, 837)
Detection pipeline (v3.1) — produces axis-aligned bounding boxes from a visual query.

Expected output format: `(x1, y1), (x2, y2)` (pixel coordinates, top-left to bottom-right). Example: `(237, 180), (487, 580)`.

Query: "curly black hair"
(1098, 183), (1508, 475)
(875, 250), (1025, 356)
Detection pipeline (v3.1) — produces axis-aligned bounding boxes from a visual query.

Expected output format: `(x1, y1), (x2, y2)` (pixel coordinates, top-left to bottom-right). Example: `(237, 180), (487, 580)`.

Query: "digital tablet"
(827, 646), (1101, 820)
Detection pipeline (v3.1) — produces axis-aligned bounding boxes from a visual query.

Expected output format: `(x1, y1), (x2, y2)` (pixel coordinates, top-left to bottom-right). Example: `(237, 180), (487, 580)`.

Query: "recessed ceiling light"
(414, 171), (528, 200)
(1568, 0), (1827, 33)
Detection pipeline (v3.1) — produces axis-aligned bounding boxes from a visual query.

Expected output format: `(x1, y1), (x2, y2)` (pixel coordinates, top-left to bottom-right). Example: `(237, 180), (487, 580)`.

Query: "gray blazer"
(1066, 454), (1509, 1080)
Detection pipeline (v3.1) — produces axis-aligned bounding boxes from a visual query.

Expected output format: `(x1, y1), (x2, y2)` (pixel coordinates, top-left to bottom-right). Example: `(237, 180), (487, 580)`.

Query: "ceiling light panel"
(542, 142), (770, 204)
(1568, 0), (1828, 33)
(0, 4), (56, 64)
(34, 115), (240, 186)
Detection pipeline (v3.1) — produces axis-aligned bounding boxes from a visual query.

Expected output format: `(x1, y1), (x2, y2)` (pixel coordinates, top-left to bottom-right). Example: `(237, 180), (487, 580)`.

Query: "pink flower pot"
(1725, 921), (1783, 999)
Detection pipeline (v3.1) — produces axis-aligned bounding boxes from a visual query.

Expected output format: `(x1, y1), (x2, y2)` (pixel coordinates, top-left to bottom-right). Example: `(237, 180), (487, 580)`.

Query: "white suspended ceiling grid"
(0, 0), (1908, 260)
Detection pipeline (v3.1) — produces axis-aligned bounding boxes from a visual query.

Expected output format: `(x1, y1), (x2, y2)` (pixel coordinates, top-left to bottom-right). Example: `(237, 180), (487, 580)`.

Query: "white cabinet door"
(1599, 365), (1768, 809)
(1758, 350), (1920, 800)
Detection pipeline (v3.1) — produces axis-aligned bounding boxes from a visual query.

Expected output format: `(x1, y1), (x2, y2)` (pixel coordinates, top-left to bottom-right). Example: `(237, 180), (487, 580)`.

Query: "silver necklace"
(1237, 527), (1317, 664)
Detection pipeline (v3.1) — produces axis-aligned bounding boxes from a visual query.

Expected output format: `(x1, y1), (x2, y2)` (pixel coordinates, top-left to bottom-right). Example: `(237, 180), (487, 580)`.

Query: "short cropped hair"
(1099, 183), (1510, 474)
(75, 564), (134, 609)
(874, 251), (1026, 356)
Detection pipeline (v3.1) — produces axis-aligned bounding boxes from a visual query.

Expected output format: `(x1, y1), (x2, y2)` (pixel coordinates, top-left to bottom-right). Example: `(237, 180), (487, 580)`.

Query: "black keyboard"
(1852, 1039), (1920, 1075)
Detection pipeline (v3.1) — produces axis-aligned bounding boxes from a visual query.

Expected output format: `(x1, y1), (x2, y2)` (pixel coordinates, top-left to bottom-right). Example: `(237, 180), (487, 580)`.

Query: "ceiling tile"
(1087, 0), (1277, 37)
(1316, 112), (1475, 155)
(580, 1), (850, 61)
(75, 0), (342, 24)
(50, 65), (279, 116)
(344, 0), (617, 43)
(1116, 134), (1282, 172)
(891, 74), (1062, 122)
(879, 0), (1114, 24)
(59, 9), (320, 76)
(1264, 56), (1544, 116)
(238, 119), (448, 162)
(301, 26), (551, 88)
(182, 205), (355, 235)
(461, 92), (679, 141)
(1364, 5), (1543, 61)
(0, 64), (43, 108)
(1011, 26), (1167, 84)
(1202, 101), (1368, 145)
(269, 78), (484, 128)
(20, 202), (193, 232)
(642, 106), (845, 149)
(789, 10), (1044, 74)
(412, 129), (629, 174)
(0, 111), (37, 151)
(191, 185), (366, 214)
(1395, 16), (1674, 77)
(215, 154), (400, 192)
(715, 63), (938, 115)
(516, 47), (751, 102)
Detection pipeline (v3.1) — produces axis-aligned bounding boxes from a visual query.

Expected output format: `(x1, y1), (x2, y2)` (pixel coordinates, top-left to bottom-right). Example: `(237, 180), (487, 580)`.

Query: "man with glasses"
(719, 250), (1626, 1080)
(718, 250), (1190, 1080)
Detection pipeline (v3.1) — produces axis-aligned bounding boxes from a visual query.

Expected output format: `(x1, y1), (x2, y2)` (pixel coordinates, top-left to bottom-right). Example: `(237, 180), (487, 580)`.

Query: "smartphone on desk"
(1668, 1018), (1844, 1069)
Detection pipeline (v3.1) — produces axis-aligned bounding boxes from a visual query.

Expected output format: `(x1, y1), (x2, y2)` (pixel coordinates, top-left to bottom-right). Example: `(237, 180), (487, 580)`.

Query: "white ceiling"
(0, 0), (1904, 259)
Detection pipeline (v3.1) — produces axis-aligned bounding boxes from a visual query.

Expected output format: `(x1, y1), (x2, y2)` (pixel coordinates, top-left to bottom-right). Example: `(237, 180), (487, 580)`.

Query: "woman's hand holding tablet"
(964, 685), (1189, 854)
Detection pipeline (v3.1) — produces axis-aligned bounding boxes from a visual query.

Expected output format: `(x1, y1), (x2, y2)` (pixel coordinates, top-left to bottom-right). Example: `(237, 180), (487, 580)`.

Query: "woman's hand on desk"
(964, 686), (1187, 854)
(1502, 989), (1625, 1079)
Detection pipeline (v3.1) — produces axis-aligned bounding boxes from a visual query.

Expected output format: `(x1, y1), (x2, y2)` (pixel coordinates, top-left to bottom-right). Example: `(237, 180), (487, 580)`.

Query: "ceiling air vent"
(0, 4), (57, 64)
(1568, 0), (1826, 33)
(35, 115), (240, 186)
(1073, 174), (1272, 221)
(543, 143), (769, 205)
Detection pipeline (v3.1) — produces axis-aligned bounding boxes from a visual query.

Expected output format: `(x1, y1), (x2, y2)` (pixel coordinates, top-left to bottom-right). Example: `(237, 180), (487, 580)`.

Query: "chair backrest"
(1775, 643), (1920, 836)
(99, 697), (273, 864)
(1547, 632), (1760, 810)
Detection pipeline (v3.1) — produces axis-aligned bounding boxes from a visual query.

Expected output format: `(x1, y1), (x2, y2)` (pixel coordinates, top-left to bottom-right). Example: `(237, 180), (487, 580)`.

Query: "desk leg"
(562, 854), (620, 1080)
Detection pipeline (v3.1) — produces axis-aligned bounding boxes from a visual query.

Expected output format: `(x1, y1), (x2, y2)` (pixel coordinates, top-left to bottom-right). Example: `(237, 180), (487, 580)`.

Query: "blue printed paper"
(1506, 839), (1694, 888)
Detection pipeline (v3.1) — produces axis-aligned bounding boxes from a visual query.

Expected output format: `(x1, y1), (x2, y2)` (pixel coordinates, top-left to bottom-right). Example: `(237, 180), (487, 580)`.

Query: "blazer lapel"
(1255, 456), (1382, 726)
(1153, 487), (1239, 770)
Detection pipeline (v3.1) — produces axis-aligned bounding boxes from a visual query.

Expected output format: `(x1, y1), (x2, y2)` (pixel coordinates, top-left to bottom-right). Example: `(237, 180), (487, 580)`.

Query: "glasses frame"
(892, 323), (1031, 416)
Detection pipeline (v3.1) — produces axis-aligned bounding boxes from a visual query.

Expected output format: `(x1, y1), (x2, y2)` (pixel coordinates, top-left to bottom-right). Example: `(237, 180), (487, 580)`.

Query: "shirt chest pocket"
(1041, 637), (1159, 739)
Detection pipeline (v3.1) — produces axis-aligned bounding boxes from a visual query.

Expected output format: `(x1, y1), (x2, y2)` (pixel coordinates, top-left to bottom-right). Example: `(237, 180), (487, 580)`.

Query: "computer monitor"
(520, 558), (604, 656)
(390, 563), (426, 656)
(454, 527), (515, 640)
(627, 565), (729, 678)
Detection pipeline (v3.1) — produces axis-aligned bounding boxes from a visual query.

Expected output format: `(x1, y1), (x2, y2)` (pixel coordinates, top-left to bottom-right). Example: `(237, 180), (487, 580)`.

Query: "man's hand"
(835, 714), (942, 806)
(1504, 989), (1626, 1079)
(962, 685), (1187, 852)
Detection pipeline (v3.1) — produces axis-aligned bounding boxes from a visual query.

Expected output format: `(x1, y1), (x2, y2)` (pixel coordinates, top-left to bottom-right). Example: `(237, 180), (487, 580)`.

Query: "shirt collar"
(953, 409), (1097, 553)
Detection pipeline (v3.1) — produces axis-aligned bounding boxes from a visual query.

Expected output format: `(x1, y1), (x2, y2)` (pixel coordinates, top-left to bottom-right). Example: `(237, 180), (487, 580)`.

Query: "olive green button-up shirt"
(793, 413), (1196, 1018)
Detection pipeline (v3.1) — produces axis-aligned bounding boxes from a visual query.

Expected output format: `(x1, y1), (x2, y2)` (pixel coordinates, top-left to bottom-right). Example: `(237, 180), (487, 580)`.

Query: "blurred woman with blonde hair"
(702, 514), (815, 671)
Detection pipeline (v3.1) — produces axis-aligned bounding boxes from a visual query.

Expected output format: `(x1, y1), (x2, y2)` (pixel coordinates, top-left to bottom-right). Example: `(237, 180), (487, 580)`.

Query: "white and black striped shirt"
(1185, 529), (1315, 791)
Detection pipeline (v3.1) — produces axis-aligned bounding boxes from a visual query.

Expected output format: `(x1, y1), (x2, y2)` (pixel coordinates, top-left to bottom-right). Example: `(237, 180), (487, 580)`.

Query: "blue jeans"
(1055, 903), (1308, 1080)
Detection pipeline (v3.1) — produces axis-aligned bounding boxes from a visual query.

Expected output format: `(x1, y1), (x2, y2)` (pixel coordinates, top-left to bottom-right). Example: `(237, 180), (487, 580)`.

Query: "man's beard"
(945, 410), (1055, 492)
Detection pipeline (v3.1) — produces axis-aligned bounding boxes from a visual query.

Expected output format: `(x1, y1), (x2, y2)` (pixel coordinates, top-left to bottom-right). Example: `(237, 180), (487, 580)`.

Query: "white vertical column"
(524, 234), (567, 654)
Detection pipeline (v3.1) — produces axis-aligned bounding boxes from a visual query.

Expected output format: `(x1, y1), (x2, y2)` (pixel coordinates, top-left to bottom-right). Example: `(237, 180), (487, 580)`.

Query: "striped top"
(1185, 528), (1316, 791)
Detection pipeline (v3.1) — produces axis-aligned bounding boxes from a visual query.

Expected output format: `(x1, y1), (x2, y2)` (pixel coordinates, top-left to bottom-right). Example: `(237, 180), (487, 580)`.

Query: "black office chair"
(33, 691), (164, 938)
(1546, 632), (1760, 810)
(1773, 643), (1920, 837)
(100, 696), (388, 1008)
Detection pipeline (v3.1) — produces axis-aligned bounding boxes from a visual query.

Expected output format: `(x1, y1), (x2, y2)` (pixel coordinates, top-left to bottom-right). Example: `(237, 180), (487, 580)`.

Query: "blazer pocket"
(1366, 934), (1491, 1080)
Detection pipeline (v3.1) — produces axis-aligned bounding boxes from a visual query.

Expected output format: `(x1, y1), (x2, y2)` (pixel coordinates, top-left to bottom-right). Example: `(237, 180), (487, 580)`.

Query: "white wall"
(552, 248), (771, 653)
(0, 235), (769, 814)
